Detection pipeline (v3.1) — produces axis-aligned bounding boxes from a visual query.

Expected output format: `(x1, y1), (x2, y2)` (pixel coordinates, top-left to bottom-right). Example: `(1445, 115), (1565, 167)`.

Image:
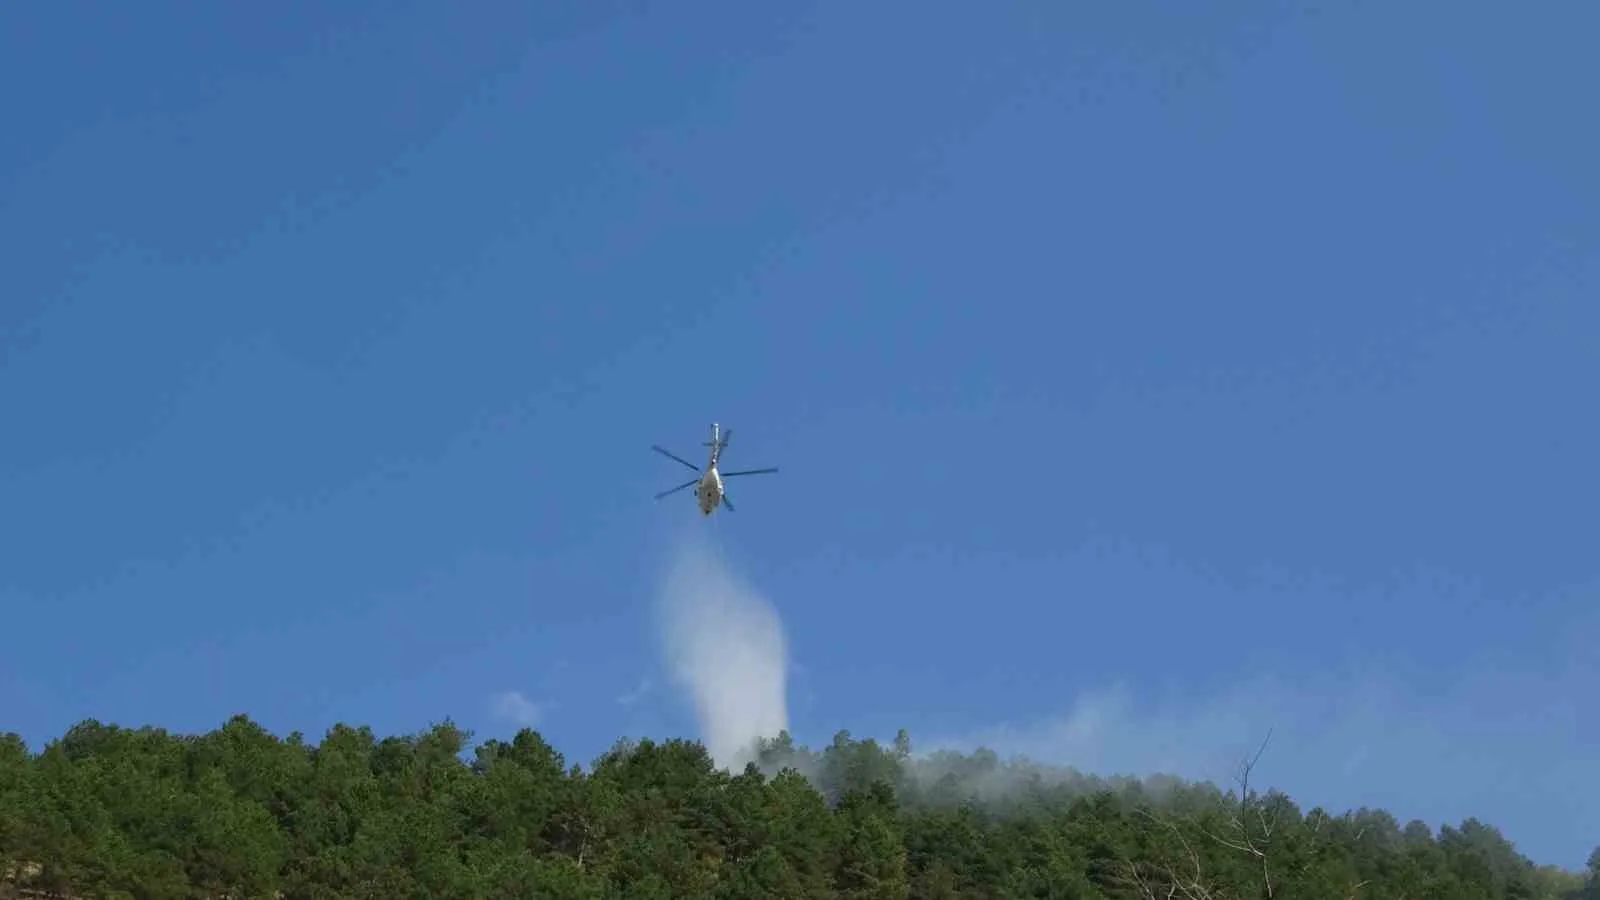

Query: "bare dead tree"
(1198, 728), (1277, 898)
(1112, 729), (1290, 900)
(1112, 727), (1386, 900)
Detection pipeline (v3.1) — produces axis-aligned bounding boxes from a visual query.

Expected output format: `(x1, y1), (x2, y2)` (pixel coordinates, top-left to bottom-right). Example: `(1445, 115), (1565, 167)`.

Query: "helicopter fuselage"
(695, 467), (723, 515)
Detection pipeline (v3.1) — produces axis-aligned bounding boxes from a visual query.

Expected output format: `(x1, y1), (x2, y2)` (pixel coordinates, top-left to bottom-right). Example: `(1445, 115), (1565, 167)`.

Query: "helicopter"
(652, 423), (778, 515)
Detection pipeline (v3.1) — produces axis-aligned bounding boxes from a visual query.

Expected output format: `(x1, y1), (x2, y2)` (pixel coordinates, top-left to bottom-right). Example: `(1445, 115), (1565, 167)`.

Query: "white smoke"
(655, 531), (789, 771)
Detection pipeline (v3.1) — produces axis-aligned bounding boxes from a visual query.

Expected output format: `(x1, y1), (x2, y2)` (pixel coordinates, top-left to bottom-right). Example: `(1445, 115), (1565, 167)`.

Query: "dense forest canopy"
(1, 716), (1594, 899)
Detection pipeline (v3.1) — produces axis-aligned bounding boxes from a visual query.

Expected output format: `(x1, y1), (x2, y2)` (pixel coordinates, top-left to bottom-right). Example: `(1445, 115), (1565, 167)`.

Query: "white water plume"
(655, 531), (789, 770)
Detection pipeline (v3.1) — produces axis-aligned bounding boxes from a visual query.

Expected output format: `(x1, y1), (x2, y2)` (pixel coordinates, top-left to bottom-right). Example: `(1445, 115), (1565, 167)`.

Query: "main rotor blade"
(721, 494), (735, 512)
(719, 467), (778, 477)
(651, 445), (700, 472)
(654, 477), (698, 499)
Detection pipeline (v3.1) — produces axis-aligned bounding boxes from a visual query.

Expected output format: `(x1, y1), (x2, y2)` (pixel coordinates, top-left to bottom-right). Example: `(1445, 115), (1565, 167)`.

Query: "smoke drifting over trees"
(1, 716), (1593, 898)
(5, 533), (1588, 896)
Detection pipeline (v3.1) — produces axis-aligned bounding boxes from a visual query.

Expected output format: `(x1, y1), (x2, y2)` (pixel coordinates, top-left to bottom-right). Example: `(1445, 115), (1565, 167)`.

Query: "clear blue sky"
(3, 0), (1596, 868)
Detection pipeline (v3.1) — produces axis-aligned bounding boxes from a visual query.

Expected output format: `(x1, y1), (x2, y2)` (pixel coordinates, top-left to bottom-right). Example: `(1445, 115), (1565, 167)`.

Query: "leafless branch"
(1202, 728), (1278, 898)
(1131, 807), (1220, 900)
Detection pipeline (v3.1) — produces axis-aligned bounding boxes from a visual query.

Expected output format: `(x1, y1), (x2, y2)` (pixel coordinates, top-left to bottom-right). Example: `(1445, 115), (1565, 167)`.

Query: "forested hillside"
(0, 716), (1592, 899)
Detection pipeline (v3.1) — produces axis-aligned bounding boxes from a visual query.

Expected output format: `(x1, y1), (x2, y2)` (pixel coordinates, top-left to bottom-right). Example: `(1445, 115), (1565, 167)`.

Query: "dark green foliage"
(0, 718), (1590, 899)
